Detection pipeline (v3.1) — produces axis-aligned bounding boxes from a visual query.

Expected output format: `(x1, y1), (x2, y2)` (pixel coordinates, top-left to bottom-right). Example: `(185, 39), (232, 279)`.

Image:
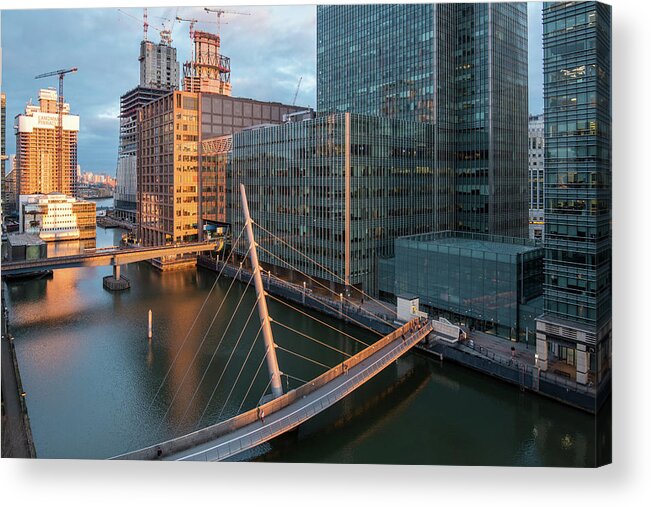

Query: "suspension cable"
(217, 324), (264, 421)
(193, 295), (260, 427)
(263, 268), (387, 338)
(266, 292), (373, 347)
(283, 372), (308, 385)
(254, 221), (398, 317)
(173, 270), (255, 430)
(147, 223), (247, 410)
(275, 344), (331, 370)
(237, 349), (268, 414)
(272, 319), (352, 358)
(257, 244), (396, 331)
(257, 376), (274, 406)
(155, 244), (252, 430)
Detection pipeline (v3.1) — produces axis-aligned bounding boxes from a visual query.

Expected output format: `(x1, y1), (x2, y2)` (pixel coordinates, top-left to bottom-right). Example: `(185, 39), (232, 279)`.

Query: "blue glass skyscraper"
(317, 3), (529, 238)
(536, 1), (611, 388)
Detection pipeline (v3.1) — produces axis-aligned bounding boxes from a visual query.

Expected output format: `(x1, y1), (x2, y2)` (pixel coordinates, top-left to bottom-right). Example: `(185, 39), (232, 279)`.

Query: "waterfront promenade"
(198, 255), (606, 413)
(1, 292), (36, 458)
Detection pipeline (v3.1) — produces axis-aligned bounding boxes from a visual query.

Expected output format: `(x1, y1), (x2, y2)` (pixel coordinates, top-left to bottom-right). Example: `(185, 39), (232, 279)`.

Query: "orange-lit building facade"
(137, 89), (305, 247)
(15, 89), (79, 197)
(137, 91), (199, 246)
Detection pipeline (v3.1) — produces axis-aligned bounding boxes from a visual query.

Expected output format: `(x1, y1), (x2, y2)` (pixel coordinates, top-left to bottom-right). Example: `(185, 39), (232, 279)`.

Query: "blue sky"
(1, 3), (544, 176)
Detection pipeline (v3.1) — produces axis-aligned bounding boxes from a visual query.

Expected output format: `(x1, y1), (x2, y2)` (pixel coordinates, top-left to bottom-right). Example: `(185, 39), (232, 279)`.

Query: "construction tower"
(182, 30), (231, 95)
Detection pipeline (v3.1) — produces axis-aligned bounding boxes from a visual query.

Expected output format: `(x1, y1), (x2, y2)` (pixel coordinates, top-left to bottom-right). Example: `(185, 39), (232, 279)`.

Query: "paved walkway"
(170, 322), (430, 462)
(1, 334), (35, 458)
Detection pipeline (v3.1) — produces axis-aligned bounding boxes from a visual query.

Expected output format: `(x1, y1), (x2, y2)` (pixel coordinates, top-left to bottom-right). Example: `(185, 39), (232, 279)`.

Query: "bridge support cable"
(264, 269), (385, 338)
(271, 319), (352, 359)
(237, 350), (269, 414)
(283, 372), (308, 386)
(266, 292), (373, 348)
(275, 344), (331, 371)
(254, 221), (398, 319)
(193, 295), (261, 428)
(217, 324), (264, 421)
(154, 245), (253, 433)
(257, 376), (275, 407)
(147, 223), (247, 411)
(163, 270), (255, 433)
(256, 244), (395, 333)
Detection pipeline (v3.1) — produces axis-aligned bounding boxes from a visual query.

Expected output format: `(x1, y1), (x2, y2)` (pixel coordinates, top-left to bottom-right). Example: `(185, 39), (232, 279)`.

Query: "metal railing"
(113, 319), (430, 461)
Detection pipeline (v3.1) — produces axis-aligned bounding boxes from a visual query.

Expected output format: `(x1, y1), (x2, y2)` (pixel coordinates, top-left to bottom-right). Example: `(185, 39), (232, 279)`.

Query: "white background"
(1, 0), (649, 505)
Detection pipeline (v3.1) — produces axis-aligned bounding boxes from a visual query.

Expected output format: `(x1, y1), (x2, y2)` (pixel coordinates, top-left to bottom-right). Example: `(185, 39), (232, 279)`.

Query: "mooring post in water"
(148, 309), (152, 340)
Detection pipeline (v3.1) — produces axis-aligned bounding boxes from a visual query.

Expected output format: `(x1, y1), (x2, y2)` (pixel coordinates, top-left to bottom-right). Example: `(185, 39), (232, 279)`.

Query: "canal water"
(3, 227), (601, 465)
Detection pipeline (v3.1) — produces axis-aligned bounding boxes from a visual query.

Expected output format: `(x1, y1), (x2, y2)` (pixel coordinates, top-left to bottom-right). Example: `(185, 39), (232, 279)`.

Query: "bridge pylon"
(240, 184), (283, 399)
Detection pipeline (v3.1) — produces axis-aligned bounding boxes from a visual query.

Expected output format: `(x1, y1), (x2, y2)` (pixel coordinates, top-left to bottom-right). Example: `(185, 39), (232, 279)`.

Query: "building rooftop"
(398, 231), (542, 256)
(7, 233), (45, 247)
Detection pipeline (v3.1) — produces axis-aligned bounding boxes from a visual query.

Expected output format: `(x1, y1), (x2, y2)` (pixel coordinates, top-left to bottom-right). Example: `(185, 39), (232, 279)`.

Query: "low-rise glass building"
(382, 231), (543, 340)
(227, 112), (454, 295)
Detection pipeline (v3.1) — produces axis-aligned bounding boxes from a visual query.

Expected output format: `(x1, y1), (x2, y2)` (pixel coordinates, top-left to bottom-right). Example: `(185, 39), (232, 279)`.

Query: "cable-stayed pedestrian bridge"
(108, 185), (432, 462)
(113, 318), (431, 462)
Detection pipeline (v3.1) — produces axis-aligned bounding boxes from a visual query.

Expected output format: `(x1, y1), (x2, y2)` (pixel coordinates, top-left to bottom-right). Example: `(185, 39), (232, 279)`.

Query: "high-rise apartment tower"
(14, 89), (79, 197)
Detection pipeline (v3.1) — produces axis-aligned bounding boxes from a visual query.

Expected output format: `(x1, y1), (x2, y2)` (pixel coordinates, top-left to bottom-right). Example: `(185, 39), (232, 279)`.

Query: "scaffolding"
(183, 31), (232, 95)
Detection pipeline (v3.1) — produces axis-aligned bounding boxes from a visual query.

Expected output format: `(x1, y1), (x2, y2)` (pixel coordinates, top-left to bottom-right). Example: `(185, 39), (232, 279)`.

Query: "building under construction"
(182, 30), (231, 95)
(139, 37), (180, 90)
(14, 88), (79, 197)
(115, 13), (180, 223)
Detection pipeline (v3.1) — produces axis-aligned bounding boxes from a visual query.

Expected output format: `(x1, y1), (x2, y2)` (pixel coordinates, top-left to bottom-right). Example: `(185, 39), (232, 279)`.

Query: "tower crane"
(293, 76), (302, 106)
(34, 67), (78, 194)
(118, 9), (171, 45)
(203, 7), (250, 35)
(175, 15), (199, 40)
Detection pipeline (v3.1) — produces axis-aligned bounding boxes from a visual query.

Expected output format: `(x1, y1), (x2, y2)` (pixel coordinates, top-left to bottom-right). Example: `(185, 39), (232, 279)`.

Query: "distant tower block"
(183, 31), (232, 95)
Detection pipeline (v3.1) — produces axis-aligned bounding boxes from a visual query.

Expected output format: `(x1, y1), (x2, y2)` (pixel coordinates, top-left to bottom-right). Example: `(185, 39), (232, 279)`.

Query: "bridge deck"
(1, 241), (221, 275)
(112, 319), (432, 462)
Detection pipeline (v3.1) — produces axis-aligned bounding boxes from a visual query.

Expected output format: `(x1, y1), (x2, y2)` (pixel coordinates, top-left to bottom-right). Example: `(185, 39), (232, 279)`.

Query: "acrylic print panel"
(0, 1), (611, 467)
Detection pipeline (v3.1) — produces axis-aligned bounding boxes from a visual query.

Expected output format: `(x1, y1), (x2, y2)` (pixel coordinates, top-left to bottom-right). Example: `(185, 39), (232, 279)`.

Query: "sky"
(1, 3), (544, 176)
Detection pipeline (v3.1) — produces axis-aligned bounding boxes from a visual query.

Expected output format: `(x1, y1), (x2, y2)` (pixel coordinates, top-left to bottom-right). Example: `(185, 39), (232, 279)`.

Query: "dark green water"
(3, 227), (599, 465)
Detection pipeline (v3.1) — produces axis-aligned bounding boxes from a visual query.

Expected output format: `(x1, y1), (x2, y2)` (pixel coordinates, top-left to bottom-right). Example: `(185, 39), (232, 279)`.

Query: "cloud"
(3, 4), (541, 173)
(2, 5), (317, 175)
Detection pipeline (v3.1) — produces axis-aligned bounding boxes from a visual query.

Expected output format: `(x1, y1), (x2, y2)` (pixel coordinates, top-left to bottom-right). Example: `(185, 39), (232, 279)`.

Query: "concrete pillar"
(114, 264), (121, 281)
(535, 331), (548, 371)
(576, 343), (588, 385)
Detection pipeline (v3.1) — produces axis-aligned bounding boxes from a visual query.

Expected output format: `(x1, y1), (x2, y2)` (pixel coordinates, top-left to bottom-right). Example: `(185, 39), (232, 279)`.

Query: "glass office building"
(537, 2), (611, 386)
(317, 3), (529, 238)
(228, 112), (454, 295)
(387, 231), (543, 340)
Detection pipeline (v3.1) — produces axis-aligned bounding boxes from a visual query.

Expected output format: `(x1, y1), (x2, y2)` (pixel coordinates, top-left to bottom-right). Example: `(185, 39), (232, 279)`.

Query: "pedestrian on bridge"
(258, 407), (265, 424)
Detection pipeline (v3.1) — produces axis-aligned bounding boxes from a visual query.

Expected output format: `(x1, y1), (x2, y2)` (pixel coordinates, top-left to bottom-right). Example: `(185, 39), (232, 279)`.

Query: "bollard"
(148, 309), (153, 340)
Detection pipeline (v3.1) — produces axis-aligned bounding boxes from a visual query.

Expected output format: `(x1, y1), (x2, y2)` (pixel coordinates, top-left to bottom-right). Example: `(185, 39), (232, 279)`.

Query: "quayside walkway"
(113, 318), (432, 462)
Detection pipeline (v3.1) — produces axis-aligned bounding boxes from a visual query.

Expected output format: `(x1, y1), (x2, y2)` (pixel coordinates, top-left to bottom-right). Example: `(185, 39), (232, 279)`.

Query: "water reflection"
(3, 227), (599, 465)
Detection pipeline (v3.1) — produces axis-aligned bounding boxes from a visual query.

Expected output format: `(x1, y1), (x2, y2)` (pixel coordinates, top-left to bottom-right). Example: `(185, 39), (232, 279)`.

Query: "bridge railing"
(113, 318), (427, 461)
(194, 322), (432, 461)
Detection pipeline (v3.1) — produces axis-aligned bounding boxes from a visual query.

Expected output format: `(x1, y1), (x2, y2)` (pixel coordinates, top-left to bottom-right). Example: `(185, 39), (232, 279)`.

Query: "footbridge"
(1, 241), (222, 277)
(114, 318), (431, 461)
(109, 185), (433, 461)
